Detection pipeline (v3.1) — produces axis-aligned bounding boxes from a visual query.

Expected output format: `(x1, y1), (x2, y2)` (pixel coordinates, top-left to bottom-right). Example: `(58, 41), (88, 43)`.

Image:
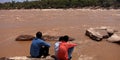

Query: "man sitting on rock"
(30, 31), (51, 58)
(57, 35), (77, 60)
(54, 36), (64, 60)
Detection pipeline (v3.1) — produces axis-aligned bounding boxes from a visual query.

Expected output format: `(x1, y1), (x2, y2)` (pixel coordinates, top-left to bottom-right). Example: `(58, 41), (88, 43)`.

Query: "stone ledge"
(0, 56), (54, 60)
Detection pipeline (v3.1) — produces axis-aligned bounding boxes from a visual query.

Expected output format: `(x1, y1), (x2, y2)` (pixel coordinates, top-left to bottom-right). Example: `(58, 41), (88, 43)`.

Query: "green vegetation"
(0, 0), (120, 9)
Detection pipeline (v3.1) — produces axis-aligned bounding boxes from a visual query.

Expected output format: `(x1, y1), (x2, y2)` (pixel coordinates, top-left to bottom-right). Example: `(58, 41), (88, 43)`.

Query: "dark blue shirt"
(30, 38), (50, 57)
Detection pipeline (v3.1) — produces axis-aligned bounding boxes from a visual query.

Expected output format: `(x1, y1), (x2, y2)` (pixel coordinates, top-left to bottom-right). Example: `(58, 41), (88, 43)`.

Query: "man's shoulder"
(33, 38), (43, 42)
(55, 42), (60, 44)
(55, 42), (60, 46)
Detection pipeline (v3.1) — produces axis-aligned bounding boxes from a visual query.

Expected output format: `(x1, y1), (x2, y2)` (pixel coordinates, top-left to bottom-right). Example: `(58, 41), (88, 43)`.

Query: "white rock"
(107, 33), (120, 43)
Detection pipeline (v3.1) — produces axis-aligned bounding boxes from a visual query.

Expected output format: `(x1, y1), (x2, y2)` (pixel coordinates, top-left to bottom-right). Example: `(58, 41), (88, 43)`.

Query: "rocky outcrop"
(0, 56), (54, 60)
(86, 28), (103, 41)
(85, 27), (117, 41)
(16, 35), (75, 41)
(42, 35), (75, 41)
(86, 27), (113, 41)
(42, 35), (60, 41)
(107, 33), (120, 43)
(16, 35), (35, 41)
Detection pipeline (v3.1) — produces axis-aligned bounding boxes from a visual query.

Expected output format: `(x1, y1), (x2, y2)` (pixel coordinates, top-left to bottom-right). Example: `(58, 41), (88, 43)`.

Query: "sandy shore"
(0, 9), (120, 60)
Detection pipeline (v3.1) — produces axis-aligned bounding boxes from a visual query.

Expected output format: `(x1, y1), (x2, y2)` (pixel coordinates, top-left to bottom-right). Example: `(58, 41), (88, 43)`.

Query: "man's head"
(63, 35), (69, 42)
(36, 31), (42, 39)
(59, 36), (64, 41)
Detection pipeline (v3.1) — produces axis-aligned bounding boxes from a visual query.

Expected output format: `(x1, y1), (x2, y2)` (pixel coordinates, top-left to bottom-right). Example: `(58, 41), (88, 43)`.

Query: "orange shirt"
(57, 42), (77, 60)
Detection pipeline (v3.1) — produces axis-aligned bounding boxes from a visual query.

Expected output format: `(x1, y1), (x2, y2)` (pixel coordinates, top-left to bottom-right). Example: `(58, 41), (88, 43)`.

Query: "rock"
(95, 26), (117, 37)
(42, 35), (60, 41)
(107, 33), (120, 43)
(0, 56), (54, 60)
(42, 35), (75, 41)
(86, 26), (120, 43)
(106, 28), (117, 36)
(16, 35), (75, 41)
(86, 28), (107, 41)
(16, 35), (35, 41)
(0, 57), (9, 60)
(69, 37), (75, 41)
(78, 55), (93, 60)
(85, 27), (115, 41)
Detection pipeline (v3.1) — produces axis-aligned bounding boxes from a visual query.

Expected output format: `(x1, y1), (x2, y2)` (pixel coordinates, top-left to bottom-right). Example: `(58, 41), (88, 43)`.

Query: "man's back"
(57, 42), (77, 60)
(30, 38), (50, 57)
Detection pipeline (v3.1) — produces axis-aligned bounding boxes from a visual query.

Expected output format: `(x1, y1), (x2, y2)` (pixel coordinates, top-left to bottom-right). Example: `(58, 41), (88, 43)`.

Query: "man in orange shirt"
(57, 35), (77, 60)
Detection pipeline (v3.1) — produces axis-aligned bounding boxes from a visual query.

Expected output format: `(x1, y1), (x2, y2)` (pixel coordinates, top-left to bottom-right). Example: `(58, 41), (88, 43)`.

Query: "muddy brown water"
(0, 9), (120, 60)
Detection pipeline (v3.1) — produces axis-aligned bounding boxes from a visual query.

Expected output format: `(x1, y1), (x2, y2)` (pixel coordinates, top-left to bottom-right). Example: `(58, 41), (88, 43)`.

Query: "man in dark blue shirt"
(30, 31), (51, 58)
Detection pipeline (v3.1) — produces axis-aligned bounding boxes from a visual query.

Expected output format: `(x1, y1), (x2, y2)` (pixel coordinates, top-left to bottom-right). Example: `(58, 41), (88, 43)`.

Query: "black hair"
(36, 31), (42, 39)
(63, 35), (69, 42)
(59, 36), (64, 41)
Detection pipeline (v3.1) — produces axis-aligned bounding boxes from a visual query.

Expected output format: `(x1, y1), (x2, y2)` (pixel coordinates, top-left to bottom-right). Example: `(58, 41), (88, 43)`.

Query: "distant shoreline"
(0, 8), (120, 11)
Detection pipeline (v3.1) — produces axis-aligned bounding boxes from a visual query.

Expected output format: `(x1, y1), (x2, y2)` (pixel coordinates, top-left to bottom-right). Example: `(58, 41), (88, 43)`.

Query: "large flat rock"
(16, 35), (35, 41)
(0, 56), (54, 60)
(85, 27), (115, 41)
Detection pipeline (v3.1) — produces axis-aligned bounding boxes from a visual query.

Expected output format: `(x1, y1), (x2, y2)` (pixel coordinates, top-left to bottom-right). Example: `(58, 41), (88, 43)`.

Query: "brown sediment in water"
(0, 9), (120, 60)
